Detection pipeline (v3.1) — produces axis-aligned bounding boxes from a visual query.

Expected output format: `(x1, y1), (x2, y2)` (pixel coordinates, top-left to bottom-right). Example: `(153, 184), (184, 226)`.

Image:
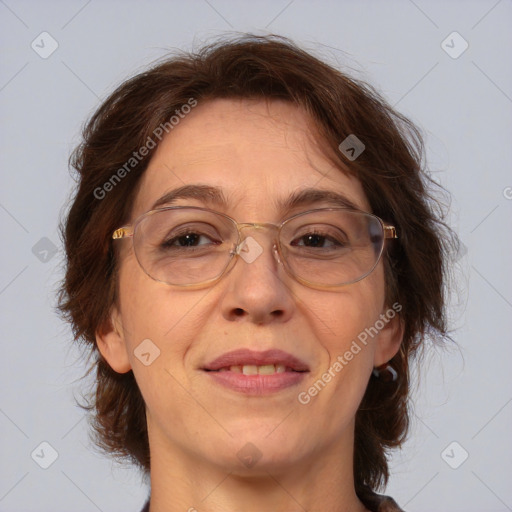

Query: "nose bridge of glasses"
(237, 221), (278, 231)
(234, 222), (280, 261)
(236, 221), (279, 240)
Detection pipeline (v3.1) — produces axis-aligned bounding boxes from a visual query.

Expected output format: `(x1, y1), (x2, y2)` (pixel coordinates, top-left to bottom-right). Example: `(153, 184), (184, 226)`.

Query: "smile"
(201, 349), (310, 395)
(212, 364), (296, 375)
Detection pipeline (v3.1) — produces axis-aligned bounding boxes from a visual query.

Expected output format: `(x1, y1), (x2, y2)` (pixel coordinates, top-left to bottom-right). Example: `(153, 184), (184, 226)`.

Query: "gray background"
(1, 0), (511, 511)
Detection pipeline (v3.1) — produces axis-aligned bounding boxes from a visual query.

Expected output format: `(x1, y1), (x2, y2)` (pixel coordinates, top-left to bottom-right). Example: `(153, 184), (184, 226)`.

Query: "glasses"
(112, 206), (397, 289)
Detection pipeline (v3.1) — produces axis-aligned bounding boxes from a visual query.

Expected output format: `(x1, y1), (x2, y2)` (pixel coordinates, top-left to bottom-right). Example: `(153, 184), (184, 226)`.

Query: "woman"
(59, 35), (454, 512)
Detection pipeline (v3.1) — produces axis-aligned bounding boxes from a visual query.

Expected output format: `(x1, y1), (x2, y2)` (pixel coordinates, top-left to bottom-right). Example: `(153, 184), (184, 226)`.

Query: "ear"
(95, 306), (132, 374)
(373, 307), (404, 367)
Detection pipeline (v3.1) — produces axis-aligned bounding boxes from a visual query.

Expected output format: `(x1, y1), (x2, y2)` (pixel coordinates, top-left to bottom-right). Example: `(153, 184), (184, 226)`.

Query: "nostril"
(233, 308), (245, 317)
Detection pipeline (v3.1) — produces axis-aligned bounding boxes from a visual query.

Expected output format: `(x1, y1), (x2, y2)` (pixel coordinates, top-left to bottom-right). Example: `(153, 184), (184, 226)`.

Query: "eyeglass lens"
(132, 208), (384, 287)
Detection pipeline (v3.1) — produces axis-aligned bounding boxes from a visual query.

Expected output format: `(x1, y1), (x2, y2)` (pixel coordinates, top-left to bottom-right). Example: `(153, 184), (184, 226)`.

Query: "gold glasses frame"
(112, 206), (397, 290)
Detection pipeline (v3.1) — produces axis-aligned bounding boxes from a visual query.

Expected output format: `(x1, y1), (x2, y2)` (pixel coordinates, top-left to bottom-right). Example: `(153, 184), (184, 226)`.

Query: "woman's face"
(99, 98), (402, 475)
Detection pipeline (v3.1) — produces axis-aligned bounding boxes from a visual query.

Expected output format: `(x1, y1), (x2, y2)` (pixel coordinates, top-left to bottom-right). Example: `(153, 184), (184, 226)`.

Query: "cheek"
(303, 265), (386, 402)
(116, 268), (213, 422)
(293, 274), (386, 441)
(116, 256), (209, 364)
(310, 267), (385, 348)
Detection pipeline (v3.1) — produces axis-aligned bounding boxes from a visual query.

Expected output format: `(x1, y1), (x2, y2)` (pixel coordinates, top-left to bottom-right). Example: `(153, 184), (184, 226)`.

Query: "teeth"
(242, 365), (258, 375)
(213, 364), (295, 374)
(258, 364), (275, 375)
(226, 364), (289, 375)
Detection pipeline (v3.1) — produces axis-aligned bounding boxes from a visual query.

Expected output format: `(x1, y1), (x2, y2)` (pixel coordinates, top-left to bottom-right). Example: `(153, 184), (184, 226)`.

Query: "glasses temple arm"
(112, 227), (134, 240)
(383, 225), (397, 239)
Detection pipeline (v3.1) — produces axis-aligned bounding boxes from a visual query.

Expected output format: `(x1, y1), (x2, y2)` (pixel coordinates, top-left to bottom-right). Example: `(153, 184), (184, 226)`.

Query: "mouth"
(205, 364), (305, 375)
(202, 348), (310, 373)
(201, 349), (310, 395)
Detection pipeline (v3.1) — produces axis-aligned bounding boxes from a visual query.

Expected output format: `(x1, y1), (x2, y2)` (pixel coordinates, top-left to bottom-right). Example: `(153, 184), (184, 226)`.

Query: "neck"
(146, 423), (368, 512)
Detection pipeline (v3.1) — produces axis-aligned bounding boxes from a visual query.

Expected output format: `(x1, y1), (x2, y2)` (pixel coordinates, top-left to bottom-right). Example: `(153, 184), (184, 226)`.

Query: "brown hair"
(58, 35), (456, 499)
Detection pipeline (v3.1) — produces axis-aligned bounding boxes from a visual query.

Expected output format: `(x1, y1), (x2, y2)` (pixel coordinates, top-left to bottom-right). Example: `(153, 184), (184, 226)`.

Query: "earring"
(372, 362), (398, 382)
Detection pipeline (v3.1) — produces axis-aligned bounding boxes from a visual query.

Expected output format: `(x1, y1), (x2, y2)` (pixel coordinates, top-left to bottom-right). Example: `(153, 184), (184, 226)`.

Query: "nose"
(221, 232), (295, 324)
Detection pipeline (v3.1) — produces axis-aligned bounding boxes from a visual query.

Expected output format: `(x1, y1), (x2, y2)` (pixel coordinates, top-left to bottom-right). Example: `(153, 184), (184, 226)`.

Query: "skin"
(97, 99), (403, 512)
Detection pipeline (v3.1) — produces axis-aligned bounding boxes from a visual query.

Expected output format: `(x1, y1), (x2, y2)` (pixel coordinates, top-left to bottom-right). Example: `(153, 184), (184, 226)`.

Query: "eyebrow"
(282, 188), (360, 213)
(150, 184), (361, 214)
(151, 184), (228, 210)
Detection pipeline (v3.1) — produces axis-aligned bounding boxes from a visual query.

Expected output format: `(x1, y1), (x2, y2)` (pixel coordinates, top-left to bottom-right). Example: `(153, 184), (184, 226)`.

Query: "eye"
(162, 231), (215, 248)
(290, 229), (348, 249)
(157, 223), (223, 251)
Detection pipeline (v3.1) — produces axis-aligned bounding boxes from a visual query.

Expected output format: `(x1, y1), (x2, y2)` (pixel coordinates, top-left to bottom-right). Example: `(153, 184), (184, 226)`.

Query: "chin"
(204, 426), (308, 474)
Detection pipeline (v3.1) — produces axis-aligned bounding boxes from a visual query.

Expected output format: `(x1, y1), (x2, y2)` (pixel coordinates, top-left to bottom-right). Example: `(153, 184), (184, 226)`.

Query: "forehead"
(131, 98), (369, 220)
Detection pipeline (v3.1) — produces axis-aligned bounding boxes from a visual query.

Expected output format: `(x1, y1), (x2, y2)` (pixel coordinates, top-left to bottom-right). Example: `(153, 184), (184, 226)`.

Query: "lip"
(202, 349), (310, 372)
(202, 349), (310, 396)
(205, 370), (307, 395)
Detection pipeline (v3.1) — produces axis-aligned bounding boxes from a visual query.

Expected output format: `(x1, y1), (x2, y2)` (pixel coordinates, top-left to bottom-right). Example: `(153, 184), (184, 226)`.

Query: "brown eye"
(292, 233), (342, 248)
(162, 232), (214, 248)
